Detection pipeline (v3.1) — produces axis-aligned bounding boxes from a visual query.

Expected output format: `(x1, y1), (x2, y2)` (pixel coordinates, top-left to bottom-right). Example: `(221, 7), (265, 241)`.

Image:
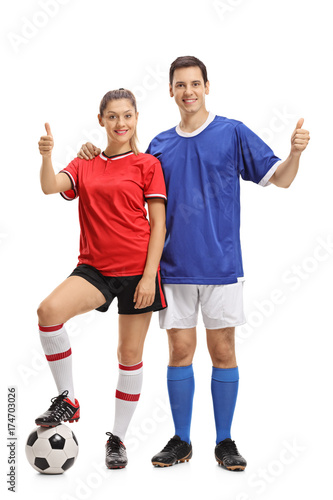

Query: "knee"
(37, 299), (60, 326)
(208, 328), (236, 367)
(169, 337), (195, 366)
(210, 342), (235, 367)
(117, 346), (142, 366)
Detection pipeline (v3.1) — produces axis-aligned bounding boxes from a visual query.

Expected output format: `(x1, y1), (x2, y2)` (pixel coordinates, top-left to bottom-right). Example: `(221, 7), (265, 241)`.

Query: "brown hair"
(169, 56), (208, 86)
(99, 88), (139, 155)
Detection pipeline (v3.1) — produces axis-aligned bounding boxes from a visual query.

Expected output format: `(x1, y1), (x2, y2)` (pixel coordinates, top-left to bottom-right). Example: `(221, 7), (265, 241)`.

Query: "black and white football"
(25, 424), (78, 474)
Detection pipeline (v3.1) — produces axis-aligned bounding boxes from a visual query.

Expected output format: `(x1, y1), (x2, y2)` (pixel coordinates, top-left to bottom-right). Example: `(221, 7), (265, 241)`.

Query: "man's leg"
(151, 327), (196, 467)
(206, 327), (239, 443)
(206, 327), (246, 470)
(152, 284), (198, 467)
(167, 327), (197, 444)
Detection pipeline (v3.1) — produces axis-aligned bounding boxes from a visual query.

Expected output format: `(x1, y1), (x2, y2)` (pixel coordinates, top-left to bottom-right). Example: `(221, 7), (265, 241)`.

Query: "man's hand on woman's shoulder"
(77, 142), (101, 160)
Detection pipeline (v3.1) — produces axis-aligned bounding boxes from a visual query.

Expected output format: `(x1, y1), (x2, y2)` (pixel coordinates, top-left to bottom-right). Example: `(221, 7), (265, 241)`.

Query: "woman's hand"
(133, 275), (156, 309)
(38, 123), (54, 157)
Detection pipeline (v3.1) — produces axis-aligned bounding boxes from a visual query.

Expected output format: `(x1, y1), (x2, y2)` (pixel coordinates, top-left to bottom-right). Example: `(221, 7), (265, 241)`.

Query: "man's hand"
(270, 117), (310, 188)
(77, 142), (101, 160)
(133, 276), (156, 309)
(290, 118), (310, 156)
(38, 123), (54, 157)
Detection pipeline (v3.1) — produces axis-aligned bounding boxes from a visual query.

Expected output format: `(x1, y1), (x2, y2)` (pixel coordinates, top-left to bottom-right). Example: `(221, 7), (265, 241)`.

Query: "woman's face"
(98, 99), (138, 148)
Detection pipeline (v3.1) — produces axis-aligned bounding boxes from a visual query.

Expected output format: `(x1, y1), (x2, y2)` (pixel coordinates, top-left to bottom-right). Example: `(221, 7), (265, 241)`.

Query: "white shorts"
(159, 282), (246, 330)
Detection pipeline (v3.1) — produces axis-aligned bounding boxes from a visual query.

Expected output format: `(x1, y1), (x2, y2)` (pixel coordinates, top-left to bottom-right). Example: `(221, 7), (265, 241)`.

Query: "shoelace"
(105, 432), (123, 454)
(161, 437), (182, 453)
(46, 391), (69, 418)
(220, 439), (240, 456)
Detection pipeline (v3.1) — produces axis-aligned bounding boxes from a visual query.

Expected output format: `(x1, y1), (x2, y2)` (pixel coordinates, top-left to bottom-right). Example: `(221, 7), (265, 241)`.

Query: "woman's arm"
(133, 198), (166, 309)
(39, 123), (72, 194)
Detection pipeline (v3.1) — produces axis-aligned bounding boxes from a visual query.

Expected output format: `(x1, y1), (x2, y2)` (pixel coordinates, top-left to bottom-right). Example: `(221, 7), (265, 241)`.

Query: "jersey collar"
(100, 151), (134, 161)
(175, 112), (216, 138)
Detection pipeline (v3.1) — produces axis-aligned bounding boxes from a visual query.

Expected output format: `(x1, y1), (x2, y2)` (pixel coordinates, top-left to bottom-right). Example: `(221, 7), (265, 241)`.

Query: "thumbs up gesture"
(38, 123), (54, 157)
(290, 118), (310, 156)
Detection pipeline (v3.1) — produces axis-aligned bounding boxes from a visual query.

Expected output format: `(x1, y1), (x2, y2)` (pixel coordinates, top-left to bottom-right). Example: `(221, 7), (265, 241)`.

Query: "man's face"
(170, 66), (210, 115)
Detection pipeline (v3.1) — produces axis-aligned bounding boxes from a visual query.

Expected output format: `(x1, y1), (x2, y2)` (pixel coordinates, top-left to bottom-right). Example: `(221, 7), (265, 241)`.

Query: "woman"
(36, 88), (167, 469)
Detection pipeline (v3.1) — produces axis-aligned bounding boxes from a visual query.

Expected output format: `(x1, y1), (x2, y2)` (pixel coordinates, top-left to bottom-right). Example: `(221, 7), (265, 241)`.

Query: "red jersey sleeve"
(60, 158), (80, 201)
(143, 157), (167, 202)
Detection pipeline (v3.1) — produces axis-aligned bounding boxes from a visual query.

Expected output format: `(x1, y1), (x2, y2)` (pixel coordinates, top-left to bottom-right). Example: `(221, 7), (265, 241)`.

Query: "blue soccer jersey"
(146, 113), (281, 285)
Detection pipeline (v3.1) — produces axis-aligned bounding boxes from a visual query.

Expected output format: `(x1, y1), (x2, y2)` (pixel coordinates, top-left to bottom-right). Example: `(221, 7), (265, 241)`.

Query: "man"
(78, 56), (310, 470)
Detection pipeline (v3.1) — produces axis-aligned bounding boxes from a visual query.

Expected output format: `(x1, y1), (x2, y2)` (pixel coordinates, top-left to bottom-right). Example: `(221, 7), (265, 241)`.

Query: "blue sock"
(167, 365), (194, 444)
(211, 366), (239, 445)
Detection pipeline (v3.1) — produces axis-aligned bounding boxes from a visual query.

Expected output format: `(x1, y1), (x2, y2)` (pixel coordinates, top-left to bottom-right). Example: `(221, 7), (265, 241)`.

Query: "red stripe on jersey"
(115, 390), (140, 402)
(157, 270), (167, 308)
(39, 324), (64, 332)
(45, 348), (72, 362)
(119, 362), (143, 371)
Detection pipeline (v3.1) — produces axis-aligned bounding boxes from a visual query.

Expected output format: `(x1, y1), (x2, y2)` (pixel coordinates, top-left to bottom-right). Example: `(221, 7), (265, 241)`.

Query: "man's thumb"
(45, 123), (52, 136)
(296, 118), (304, 130)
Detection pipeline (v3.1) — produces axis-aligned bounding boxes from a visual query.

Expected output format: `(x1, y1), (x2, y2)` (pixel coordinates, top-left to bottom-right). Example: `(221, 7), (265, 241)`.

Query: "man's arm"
(269, 118), (310, 188)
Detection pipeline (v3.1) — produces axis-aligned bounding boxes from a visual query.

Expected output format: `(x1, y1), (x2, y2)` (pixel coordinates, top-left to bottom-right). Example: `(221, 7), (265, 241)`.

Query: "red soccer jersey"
(60, 151), (167, 276)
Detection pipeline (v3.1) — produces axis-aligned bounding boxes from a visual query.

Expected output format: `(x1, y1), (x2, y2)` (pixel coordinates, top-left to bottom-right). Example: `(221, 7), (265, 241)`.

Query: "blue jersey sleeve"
(146, 138), (161, 159)
(235, 123), (280, 186)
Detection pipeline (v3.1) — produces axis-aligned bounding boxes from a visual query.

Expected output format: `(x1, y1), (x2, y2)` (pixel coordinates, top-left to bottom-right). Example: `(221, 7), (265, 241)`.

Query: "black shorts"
(68, 264), (167, 314)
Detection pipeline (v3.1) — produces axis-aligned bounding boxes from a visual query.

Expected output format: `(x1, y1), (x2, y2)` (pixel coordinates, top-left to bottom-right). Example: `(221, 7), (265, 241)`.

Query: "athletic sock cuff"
(119, 361), (143, 371)
(39, 324), (64, 332)
(167, 364), (194, 381)
(39, 324), (64, 336)
(118, 361), (143, 376)
(212, 366), (239, 382)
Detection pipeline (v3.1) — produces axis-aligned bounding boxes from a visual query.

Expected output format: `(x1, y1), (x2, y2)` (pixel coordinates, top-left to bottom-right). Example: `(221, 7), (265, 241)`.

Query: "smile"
(115, 130), (128, 135)
(183, 99), (197, 104)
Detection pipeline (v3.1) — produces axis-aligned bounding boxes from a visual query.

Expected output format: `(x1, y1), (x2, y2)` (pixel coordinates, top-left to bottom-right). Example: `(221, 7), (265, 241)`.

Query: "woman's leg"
(112, 312), (152, 441)
(38, 275), (106, 325)
(37, 276), (106, 403)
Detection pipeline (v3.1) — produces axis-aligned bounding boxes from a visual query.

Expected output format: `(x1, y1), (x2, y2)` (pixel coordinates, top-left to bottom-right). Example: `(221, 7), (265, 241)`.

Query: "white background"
(1, 0), (333, 499)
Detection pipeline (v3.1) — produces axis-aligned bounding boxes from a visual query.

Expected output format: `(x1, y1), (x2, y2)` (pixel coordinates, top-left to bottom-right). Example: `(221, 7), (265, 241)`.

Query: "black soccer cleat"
(105, 432), (128, 469)
(35, 390), (80, 427)
(151, 435), (192, 467)
(215, 438), (247, 471)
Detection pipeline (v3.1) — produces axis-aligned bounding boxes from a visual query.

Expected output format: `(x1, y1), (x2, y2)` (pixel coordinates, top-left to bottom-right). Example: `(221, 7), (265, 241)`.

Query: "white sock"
(112, 361), (143, 441)
(39, 323), (75, 403)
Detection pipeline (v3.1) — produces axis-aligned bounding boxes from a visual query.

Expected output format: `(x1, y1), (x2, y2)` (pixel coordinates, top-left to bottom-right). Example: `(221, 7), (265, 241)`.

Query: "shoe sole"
(64, 418), (80, 424)
(106, 465), (127, 469)
(215, 457), (246, 471)
(36, 418), (80, 428)
(152, 450), (192, 467)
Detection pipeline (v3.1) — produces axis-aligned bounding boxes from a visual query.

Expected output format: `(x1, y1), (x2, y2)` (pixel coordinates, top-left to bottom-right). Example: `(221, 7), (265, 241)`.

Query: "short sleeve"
(235, 123), (281, 187)
(145, 138), (162, 161)
(60, 158), (79, 201)
(143, 157), (167, 201)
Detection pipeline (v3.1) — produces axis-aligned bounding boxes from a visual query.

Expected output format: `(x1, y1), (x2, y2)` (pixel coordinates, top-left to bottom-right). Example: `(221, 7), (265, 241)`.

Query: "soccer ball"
(25, 424), (79, 474)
